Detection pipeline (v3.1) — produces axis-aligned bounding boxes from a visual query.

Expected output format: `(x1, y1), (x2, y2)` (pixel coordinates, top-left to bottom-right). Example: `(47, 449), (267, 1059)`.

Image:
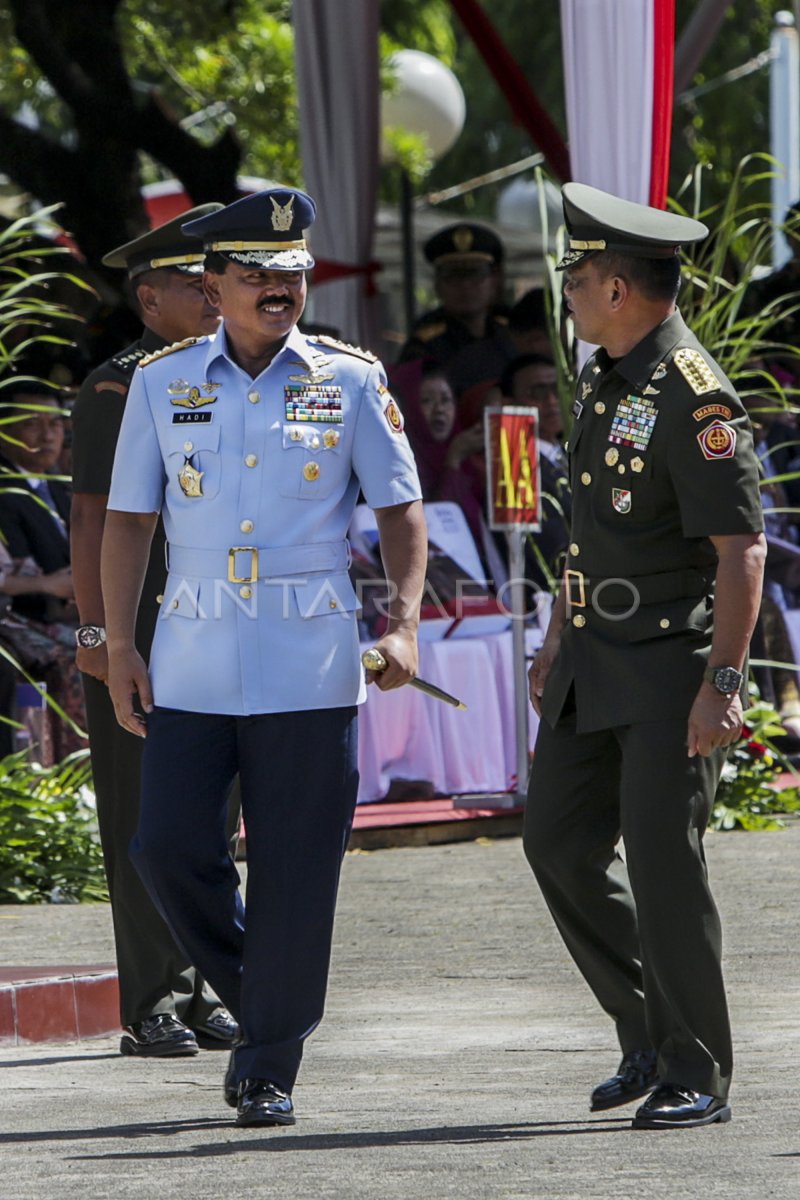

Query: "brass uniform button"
(240, 586), (253, 600)
(573, 614), (586, 628)
(156, 594), (164, 604)
(659, 618), (670, 629)
(605, 447), (619, 466)
(594, 401), (606, 415)
(569, 543), (580, 557)
(617, 463), (625, 475)
(329, 599), (338, 609)
(240, 519), (254, 534)
(172, 600), (179, 609)
(183, 440), (193, 453)
(581, 472), (592, 485)
(248, 391), (260, 404)
(245, 454), (258, 467)
(303, 461), (320, 481)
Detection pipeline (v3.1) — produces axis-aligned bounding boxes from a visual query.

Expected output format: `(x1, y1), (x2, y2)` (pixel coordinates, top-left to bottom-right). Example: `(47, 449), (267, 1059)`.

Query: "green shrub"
(0, 749), (107, 903)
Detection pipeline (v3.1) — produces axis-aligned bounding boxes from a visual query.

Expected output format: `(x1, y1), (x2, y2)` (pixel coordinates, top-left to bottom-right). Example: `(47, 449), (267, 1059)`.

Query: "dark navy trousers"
(132, 705), (359, 1093)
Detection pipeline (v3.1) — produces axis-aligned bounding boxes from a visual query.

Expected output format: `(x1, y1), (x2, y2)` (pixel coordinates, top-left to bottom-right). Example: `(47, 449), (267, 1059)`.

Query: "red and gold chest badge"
(697, 420), (736, 460)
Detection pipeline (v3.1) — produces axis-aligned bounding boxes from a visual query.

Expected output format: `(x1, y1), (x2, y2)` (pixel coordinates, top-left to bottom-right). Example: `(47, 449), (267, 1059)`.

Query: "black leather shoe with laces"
(235, 1079), (295, 1127)
(120, 1014), (199, 1058)
(590, 1049), (658, 1111)
(632, 1084), (731, 1129)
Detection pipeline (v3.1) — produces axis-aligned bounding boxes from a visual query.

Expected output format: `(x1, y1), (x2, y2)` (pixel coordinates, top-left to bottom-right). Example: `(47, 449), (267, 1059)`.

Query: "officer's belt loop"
(565, 568), (586, 609)
(165, 539), (351, 581)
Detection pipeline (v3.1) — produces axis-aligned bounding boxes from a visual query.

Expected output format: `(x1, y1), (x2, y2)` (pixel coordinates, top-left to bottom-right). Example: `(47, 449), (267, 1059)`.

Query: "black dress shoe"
(632, 1084), (731, 1129)
(235, 1079), (295, 1128)
(191, 1008), (240, 1050)
(120, 1014), (199, 1058)
(590, 1049), (658, 1111)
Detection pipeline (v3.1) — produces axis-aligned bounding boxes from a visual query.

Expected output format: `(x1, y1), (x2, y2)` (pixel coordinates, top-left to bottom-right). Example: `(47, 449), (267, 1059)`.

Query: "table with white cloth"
(357, 629), (541, 804)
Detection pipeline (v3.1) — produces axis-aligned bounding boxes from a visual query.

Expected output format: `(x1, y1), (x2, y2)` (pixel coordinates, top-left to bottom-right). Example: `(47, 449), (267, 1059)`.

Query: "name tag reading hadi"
(484, 406), (541, 531)
(284, 384), (343, 423)
(172, 412), (213, 424)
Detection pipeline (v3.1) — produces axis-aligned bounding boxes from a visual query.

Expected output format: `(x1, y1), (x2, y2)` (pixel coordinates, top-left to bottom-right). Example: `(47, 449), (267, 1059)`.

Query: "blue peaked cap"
(182, 187), (316, 271)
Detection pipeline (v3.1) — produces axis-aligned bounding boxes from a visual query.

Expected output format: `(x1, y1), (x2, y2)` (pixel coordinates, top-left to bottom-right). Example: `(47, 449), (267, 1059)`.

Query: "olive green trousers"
(524, 706), (732, 1100)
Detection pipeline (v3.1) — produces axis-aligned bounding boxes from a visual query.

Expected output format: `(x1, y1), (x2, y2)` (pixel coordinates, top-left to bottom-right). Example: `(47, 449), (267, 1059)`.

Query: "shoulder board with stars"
(108, 345), (149, 379)
(139, 336), (208, 369)
(310, 335), (377, 363)
(672, 347), (722, 396)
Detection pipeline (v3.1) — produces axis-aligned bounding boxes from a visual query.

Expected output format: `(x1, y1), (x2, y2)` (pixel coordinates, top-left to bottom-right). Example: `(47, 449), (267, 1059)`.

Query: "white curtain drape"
(293, 0), (381, 349)
(560, 0), (655, 203)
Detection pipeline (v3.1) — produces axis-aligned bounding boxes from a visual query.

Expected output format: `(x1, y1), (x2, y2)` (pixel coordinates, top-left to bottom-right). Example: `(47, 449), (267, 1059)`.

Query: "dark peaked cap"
(424, 222), (504, 267)
(102, 204), (223, 278)
(557, 183), (708, 270)
(182, 188), (316, 271)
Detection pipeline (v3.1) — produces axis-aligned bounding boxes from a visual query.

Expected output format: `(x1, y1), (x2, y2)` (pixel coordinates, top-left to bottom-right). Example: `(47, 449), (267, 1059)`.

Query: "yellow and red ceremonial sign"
(484, 406), (541, 531)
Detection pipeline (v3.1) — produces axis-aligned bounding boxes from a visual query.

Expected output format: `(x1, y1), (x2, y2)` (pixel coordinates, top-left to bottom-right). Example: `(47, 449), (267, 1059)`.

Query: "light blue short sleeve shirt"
(108, 324), (422, 715)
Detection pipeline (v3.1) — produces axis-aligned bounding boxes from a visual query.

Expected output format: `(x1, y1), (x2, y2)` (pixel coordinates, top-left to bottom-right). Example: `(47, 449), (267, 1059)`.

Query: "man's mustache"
(258, 294), (293, 309)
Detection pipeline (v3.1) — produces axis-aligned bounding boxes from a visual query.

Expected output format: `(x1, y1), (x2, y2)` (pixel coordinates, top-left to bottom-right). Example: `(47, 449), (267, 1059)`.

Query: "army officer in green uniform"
(525, 184), (765, 1130)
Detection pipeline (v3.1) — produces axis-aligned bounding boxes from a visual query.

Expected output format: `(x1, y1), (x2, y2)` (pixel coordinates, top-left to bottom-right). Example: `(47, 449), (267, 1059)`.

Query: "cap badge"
(452, 227), (474, 253)
(271, 195), (295, 232)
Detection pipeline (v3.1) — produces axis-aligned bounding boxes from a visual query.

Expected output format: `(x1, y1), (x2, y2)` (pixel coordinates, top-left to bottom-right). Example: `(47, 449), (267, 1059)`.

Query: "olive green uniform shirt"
(542, 310), (763, 733)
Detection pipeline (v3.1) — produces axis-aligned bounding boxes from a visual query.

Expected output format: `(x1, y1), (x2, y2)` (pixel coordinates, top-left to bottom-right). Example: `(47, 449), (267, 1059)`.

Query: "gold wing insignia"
(673, 348), (722, 396)
(139, 336), (207, 369)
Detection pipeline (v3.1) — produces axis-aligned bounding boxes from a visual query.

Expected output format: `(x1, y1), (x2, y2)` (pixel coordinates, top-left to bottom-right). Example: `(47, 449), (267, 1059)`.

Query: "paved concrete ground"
(1, 822), (798, 1200)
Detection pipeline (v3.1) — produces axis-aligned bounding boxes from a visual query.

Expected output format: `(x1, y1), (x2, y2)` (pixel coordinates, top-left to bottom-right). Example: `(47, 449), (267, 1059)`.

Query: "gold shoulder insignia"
(672, 347), (722, 396)
(139, 336), (207, 369)
(415, 322), (447, 343)
(311, 334), (377, 363)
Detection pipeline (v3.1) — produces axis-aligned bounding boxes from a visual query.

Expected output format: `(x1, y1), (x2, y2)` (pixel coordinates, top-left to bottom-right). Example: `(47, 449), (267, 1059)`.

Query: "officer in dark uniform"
(398, 223), (513, 380)
(71, 207), (239, 1057)
(525, 184), (765, 1130)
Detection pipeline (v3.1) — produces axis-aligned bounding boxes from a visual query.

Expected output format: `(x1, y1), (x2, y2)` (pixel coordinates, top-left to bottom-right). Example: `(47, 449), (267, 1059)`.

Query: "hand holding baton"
(361, 647), (467, 711)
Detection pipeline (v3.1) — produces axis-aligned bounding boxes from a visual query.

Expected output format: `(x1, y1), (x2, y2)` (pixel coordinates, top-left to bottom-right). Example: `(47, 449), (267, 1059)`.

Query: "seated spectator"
(498, 354), (571, 592)
(0, 381), (72, 623)
(389, 359), (502, 583)
(0, 542), (85, 761)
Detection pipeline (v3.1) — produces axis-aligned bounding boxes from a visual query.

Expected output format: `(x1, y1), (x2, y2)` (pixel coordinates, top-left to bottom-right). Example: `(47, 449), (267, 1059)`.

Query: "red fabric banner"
(648, 0), (675, 208)
(447, 0), (571, 182)
(484, 406), (541, 530)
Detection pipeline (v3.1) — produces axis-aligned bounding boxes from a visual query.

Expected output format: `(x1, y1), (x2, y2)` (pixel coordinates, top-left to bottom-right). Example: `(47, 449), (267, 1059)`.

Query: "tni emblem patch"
(697, 420), (736, 460)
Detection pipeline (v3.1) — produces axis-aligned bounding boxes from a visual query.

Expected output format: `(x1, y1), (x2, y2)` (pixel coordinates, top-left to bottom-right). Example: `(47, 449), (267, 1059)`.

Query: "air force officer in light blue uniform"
(102, 188), (427, 1128)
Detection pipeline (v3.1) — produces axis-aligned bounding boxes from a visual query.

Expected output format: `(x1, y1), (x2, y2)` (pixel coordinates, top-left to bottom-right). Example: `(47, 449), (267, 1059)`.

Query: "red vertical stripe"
(649, 0), (675, 207)
(447, 0), (571, 182)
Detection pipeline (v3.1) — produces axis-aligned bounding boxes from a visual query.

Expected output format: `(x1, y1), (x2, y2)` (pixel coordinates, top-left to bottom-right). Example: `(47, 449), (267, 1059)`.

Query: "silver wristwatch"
(703, 665), (743, 696)
(75, 624), (107, 650)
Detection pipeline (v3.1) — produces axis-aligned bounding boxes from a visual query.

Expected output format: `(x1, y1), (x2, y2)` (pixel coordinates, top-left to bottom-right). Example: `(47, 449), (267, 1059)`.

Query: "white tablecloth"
(357, 630), (541, 803)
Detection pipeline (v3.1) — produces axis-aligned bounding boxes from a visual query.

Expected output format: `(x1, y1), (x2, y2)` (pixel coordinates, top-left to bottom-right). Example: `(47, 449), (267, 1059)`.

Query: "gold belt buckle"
(565, 568), (586, 609)
(228, 546), (258, 584)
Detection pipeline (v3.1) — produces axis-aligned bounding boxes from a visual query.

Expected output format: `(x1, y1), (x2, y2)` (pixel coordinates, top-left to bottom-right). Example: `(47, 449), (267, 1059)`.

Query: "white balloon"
(381, 50), (466, 165)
